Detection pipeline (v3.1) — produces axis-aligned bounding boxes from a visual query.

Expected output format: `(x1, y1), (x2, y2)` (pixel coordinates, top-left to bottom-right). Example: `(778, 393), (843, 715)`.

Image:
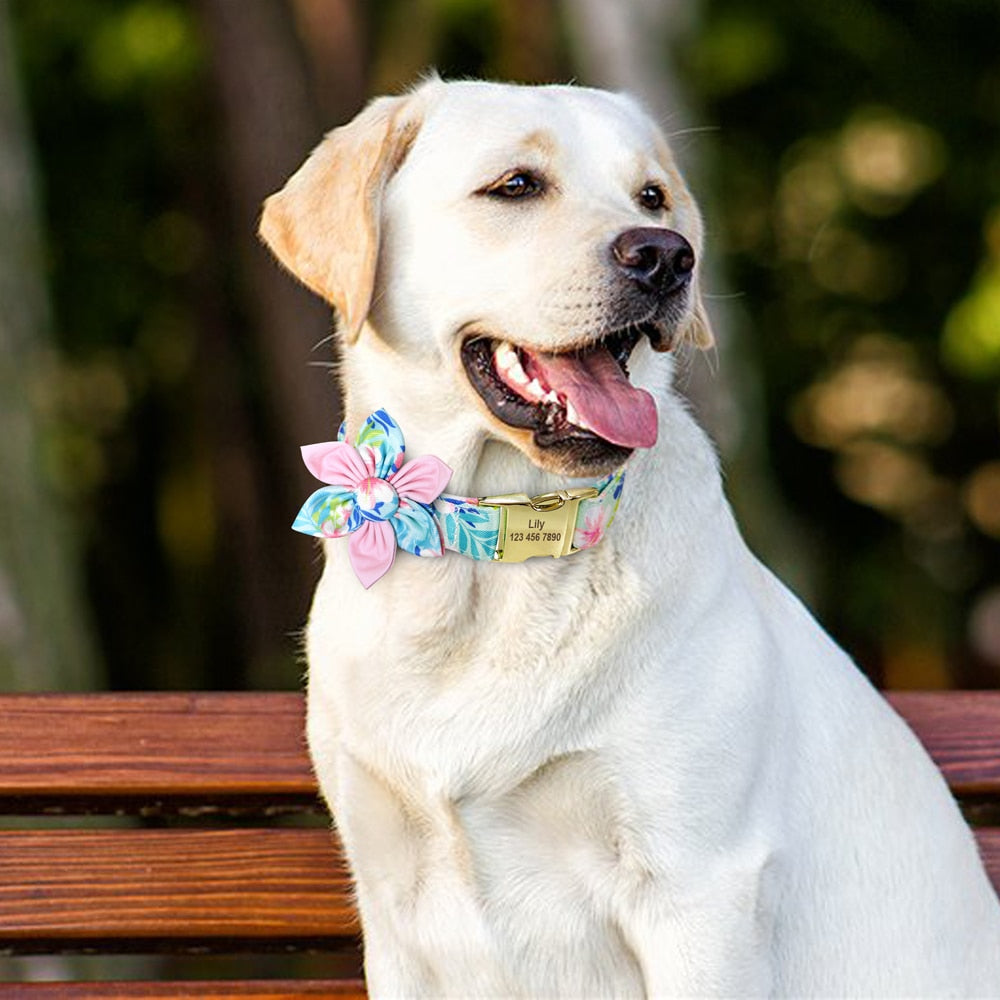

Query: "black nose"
(611, 227), (695, 297)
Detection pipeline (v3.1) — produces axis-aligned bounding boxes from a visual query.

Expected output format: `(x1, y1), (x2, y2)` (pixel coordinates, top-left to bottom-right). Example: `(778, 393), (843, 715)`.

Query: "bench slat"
(0, 826), (995, 956)
(0, 829), (358, 953)
(2, 692), (999, 808)
(887, 691), (1000, 796)
(0, 693), (316, 811)
(1, 983), (365, 999)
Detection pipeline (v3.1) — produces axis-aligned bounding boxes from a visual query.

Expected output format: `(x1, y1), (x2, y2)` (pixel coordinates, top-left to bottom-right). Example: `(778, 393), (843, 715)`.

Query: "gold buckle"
(479, 487), (599, 562)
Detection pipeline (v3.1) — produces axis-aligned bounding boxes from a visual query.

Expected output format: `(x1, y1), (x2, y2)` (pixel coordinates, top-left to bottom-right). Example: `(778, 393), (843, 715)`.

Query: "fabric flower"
(293, 409), (452, 589)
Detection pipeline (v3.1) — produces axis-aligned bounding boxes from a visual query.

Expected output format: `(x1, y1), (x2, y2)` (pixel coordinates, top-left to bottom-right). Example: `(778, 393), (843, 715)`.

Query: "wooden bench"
(0, 691), (997, 995)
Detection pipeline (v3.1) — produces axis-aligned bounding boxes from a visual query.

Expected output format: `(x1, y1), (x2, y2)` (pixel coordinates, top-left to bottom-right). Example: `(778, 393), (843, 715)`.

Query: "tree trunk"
(197, 0), (342, 490)
(196, 0), (368, 685)
(290, 0), (367, 124)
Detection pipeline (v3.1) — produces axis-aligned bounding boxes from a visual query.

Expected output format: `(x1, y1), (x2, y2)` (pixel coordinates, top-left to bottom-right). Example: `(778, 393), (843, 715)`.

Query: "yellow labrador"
(261, 78), (1000, 997)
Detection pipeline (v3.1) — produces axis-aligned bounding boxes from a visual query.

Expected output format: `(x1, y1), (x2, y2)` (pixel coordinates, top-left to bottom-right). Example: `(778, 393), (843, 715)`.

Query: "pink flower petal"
(301, 441), (368, 488)
(348, 519), (396, 589)
(389, 454), (453, 504)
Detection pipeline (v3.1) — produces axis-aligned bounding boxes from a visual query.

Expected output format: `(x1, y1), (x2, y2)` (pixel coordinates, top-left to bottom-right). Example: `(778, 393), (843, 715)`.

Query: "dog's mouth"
(461, 325), (659, 459)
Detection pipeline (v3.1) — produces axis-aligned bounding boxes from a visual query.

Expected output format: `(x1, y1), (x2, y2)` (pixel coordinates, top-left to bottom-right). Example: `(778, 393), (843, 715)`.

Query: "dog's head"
(261, 78), (713, 477)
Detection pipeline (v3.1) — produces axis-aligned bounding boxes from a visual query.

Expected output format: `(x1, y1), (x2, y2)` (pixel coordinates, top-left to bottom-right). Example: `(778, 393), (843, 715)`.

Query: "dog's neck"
(332, 330), (730, 595)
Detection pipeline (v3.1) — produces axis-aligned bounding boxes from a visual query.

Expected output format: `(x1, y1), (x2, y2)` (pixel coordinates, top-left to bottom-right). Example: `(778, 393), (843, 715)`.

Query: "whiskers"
(310, 331), (337, 353)
(309, 328), (342, 379)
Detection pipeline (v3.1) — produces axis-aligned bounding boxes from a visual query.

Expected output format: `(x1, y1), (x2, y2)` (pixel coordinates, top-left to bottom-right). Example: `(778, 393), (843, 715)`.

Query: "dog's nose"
(611, 228), (695, 297)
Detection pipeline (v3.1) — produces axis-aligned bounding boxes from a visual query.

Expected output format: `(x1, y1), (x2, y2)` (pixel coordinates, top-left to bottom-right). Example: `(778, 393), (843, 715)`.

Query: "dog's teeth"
(543, 389), (560, 405)
(493, 343), (516, 370)
(526, 378), (546, 400)
(565, 400), (581, 426)
(494, 342), (529, 385)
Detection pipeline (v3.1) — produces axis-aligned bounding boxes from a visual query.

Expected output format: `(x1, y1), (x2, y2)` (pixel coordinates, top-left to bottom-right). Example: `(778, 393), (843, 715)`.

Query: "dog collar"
(292, 409), (625, 589)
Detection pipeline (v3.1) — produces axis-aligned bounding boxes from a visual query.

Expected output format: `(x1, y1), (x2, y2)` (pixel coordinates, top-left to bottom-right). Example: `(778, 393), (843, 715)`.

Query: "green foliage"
(943, 212), (1000, 379)
(687, 11), (786, 97)
(84, 0), (200, 95)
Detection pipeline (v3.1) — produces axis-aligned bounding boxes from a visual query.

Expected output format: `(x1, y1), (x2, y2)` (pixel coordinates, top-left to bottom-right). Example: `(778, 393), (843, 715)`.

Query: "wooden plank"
(0, 692), (997, 809)
(0, 829), (358, 953)
(887, 691), (1000, 796)
(0, 823), (995, 957)
(0, 694), (316, 810)
(0, 983), (365, 999)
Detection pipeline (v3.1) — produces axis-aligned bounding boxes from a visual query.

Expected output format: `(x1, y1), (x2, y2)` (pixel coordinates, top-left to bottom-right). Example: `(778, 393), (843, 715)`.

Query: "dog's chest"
(339, 748), (645, 996)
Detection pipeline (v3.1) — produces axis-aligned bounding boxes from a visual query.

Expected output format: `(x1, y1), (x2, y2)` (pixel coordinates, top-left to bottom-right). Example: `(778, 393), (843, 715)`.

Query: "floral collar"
(293, 410), (625, 589)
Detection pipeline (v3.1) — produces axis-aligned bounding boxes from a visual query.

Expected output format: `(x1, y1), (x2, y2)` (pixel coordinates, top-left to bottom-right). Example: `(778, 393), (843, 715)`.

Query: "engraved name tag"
(497, 504), (571, 561)
(480, 488), (598, 563)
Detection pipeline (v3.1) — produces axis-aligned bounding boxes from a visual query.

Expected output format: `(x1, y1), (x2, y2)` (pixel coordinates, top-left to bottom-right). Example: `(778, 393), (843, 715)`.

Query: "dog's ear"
(259, 95), (422, 343)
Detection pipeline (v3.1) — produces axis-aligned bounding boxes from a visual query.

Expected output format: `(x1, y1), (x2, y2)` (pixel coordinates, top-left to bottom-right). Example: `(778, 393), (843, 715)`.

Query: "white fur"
(264, 78), (1000, 997)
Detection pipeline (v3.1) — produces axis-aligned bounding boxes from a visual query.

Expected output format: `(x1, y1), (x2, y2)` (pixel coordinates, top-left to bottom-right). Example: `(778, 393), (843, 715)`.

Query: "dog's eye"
(638, 184), (668, 212)
(484, 170), (544, 199)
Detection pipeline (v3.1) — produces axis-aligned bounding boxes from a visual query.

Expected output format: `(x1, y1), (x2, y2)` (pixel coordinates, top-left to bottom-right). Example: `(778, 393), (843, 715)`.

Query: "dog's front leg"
(357, 922), (437, 1000)
(613, 850), (777, 998)
(315, 749), (438, 997)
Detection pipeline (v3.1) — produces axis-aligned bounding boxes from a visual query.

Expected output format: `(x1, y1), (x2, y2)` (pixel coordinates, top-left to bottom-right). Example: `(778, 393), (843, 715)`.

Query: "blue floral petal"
(392, 500), (443, 558)
(293, 486), (356, 538)
(354, 409), (406, 479)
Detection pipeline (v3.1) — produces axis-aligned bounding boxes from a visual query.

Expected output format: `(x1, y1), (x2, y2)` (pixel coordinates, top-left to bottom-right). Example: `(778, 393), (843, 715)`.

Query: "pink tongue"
(526, 347), (658, 449)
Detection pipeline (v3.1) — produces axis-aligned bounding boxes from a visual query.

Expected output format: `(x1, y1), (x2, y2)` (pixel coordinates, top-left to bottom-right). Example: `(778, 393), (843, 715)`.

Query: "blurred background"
(2, 0), (999, 695)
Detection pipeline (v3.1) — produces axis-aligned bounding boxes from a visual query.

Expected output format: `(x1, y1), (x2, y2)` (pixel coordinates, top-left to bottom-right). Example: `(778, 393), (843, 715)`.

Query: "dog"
(260, 77), (1000, 997)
